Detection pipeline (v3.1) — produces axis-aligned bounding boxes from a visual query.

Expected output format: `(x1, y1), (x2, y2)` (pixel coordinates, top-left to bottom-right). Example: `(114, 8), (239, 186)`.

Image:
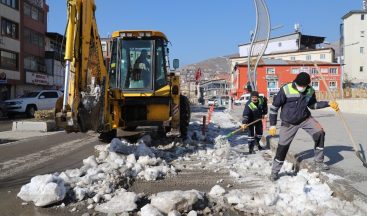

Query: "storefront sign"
(268, 87), (280, 93)
(0, 72), (7, 84)
(26, 72), (53, 86)
(265, 75), (278, 80)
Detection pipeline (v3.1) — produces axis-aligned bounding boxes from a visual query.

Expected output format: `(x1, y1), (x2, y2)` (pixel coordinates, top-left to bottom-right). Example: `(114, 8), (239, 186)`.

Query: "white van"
(234, 93), (264, 105)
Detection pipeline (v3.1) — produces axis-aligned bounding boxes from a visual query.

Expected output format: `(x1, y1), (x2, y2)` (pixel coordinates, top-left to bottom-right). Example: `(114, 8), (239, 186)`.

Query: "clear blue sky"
(47, 0), (362, 66)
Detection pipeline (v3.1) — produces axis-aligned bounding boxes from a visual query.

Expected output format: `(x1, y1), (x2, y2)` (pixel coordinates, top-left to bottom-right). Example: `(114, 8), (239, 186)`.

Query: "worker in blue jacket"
(242, 91), (268, 154)
(268, 72), (339, 181)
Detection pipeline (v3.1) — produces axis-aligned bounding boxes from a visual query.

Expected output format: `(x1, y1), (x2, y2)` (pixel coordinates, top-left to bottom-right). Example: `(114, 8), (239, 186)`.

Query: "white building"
(231, 32), (336, 76)
(341, 9), (367, 83)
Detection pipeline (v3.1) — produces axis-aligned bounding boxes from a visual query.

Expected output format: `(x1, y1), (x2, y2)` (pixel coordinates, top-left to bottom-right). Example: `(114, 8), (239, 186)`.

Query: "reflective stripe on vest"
(283, 83), (314, 98)
(248, 97), (264, 111)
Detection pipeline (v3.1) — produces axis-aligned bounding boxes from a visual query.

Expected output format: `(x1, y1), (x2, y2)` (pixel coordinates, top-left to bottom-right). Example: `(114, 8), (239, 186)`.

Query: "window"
(24, 2), (44, 23)
(24, 2), (31, 16)
(311, 81), (319, 91)
(266, 67), (275, 74)
(362, 31), (365, 38)
(306, 55), (311, 61)
(329, 81), (337, 89)
(0, 49), (18, 70)
(24, 55), (45, 72)
(320, 54), (325, 59)
(361, 66), (364, 72)
(1, 18), (18, 39)
(278, 42), (282, 47)
(310, 68), (318, 74)
(290, 56), (295, 61)
(291, 68), (300, 74)
(267, 81), (278, 89)
(0, 0), (18, 9)
(362, 14), (365, 20)
(101, 41), (107, 52)
(39, 92), (58, 99)
(329, 68), (338, 75)
(23, 28), (44, 48)
(360, 47), (364, 54)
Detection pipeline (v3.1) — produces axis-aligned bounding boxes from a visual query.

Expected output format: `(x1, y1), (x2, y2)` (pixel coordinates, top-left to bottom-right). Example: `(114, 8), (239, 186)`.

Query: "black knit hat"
(294, 72), (311, 86)
(250, 91), (259, 97)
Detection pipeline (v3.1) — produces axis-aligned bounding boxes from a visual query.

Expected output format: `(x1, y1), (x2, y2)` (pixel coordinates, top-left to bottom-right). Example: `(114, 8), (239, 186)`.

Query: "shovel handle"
(225, 119), (262, 138)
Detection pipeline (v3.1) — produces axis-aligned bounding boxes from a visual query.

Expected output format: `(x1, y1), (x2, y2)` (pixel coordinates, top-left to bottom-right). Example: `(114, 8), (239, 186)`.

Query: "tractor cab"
(108, 30), (174, 92)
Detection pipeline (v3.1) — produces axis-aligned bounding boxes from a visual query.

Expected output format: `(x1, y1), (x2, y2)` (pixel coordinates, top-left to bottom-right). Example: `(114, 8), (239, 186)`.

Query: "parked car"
(208, 96), (230, 107)
(234, 93), (265, 105)
(207, 97), (218, 106)
(0, 100), (7, 118)
(5, 90), (63, 118)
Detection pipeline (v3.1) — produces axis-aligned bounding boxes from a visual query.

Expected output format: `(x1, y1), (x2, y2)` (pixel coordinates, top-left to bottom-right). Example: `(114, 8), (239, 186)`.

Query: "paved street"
(230, 104), (367, 200)
(0, 131), (102, 216)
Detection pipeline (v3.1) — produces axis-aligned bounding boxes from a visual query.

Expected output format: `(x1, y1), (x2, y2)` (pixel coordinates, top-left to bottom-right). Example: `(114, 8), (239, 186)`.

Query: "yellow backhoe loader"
(55, 0), (190, 141)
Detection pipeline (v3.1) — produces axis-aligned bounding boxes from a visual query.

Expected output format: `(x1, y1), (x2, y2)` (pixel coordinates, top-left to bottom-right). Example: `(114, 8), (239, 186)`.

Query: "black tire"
(98, 129), (117, 143)
(26, 105), (36, 118)
(0, 109), (3, 118)
(180, 95), (191, 139)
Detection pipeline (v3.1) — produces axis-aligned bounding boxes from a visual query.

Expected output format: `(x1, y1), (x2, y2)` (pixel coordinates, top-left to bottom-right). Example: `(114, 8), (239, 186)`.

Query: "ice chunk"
(141, 204), (164, 216)
(95, 191), (138, 213)
(135, 142), (155, 157)
(209, 185), (226, 197)
(150, 190), (204, 214)
(17, 174), (66, 207)
(109, 138), (132, 154)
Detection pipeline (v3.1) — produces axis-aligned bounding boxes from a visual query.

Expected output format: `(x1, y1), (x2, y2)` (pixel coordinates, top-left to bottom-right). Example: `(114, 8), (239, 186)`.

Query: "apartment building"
(20, 0), (51, 96)
(341, 9), (367, 83)
(0, 0), (20, 100)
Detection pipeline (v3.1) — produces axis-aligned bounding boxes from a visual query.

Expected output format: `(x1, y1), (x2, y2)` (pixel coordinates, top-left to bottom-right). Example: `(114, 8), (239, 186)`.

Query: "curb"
(267, 136), (367, 203)
(12, 120), (57, 132)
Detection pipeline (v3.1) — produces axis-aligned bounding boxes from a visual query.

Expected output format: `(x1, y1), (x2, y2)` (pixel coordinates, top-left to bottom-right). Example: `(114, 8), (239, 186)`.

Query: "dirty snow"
(17, 107), (367, 215)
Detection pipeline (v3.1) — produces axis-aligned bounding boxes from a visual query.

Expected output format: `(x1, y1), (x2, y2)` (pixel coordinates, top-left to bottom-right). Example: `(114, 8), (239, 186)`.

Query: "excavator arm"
(55, 0), (110, 133)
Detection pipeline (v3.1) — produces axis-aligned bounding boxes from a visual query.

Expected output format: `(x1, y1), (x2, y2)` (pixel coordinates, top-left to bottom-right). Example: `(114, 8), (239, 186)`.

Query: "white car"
(234, 93), (264, 105)
(5, 90), (63, 118)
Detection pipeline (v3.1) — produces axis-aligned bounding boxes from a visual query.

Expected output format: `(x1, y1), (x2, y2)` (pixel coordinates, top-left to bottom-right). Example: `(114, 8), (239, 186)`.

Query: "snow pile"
(17, 174), (66, 206)
(18, 135), (176, 211)
(150, 190), (204, 214)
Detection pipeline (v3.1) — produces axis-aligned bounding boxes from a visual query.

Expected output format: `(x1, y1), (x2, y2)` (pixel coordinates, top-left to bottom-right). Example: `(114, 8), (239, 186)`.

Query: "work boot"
(314, 162), (330, 171)
(256, 143), (263, 151)
(269, 172), (279, 181)
(249, 144), (255, 154)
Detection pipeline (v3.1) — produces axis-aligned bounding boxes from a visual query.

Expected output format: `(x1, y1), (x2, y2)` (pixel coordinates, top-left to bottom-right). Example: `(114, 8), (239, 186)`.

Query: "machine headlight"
(15, 101), (23, 105)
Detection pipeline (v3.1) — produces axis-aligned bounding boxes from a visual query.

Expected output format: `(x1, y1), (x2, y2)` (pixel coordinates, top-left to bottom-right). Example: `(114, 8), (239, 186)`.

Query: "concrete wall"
(336, 99), (367, 115)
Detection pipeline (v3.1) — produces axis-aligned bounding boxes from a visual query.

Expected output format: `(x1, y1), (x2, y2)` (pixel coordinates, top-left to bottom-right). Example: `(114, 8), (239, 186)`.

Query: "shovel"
(314, 63), (367, 168)
(223, 119), (263, 139)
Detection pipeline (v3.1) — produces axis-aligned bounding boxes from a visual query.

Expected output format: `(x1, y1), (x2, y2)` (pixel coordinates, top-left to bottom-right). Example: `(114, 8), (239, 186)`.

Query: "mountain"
(178, 53), (239, 82)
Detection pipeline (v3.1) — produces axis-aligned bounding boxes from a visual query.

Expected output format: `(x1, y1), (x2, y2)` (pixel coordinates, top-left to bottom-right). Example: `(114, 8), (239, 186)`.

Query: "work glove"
(240, 124), (248, 130)
(329, 101), (339, 112)
(268, 126), (276, 136)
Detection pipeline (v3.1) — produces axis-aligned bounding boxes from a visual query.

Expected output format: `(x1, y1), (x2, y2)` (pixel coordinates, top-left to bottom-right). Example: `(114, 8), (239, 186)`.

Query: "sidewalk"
(229, 105), (367, 202)
(0, 131), (61, 144)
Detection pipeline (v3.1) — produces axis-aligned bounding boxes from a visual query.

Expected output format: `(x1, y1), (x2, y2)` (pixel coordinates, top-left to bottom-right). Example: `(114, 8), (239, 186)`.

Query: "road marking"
(0, 136), (97, 179)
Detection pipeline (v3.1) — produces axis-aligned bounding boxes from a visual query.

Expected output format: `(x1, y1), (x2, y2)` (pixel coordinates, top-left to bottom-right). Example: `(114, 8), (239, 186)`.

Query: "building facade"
(0, 0), (20, 100)
(20, 0), (51, 96)
(235, 59), (341, 99)
(341, 10), (367, 83)
(45, 32), (65, 90)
